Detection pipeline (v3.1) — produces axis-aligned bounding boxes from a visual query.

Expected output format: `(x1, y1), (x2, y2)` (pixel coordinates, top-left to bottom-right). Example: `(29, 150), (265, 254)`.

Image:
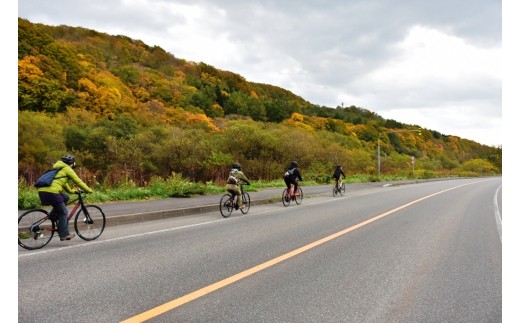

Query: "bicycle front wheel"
(240, 192), (251, 214)
(75, 205), (106, 241)
(294, 187), (303, 204)
(18, 209), (55, 250)
(340, 182), (346, 196)
(220, 194), (234, 218)
(282, 189), (291, 207)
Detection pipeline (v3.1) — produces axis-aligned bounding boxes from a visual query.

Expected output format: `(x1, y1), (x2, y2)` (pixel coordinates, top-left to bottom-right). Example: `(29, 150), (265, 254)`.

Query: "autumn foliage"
(18, 18), (501, 188)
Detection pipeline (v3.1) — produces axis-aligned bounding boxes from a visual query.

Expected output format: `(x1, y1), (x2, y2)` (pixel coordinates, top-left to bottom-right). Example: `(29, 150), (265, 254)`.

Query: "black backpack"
(284, 168), (295, 178)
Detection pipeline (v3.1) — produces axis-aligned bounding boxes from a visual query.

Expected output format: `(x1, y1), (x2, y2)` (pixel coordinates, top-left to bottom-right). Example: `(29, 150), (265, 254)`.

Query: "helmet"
(232, 163), (241, 170)
(290, 160), (298, 167)
(61, 154), (76, 166)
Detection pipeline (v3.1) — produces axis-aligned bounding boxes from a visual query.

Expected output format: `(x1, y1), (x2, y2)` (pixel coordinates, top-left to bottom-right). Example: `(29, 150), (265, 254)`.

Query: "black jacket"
(333, 168), (346, 179)
(285, 166), (303, 182)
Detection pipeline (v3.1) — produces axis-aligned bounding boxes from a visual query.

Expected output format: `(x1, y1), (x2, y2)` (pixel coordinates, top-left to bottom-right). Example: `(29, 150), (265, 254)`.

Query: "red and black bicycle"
(18, 190), (106, 250)
(282, 182), (303, 207)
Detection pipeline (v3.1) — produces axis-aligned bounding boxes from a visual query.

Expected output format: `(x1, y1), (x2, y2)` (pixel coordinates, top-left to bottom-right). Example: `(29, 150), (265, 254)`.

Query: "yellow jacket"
(37, 160), (92, 194)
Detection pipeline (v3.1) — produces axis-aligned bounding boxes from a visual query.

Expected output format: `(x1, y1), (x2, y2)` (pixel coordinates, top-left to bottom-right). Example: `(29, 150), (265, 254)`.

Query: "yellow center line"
(121, 183), (472, 322)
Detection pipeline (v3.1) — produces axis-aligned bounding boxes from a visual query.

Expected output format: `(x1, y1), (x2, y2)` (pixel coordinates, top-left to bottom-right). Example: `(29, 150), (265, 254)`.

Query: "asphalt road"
(18, 177), (502, 322)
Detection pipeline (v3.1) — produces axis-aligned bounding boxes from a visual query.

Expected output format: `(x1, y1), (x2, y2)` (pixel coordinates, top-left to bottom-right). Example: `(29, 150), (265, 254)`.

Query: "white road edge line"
(494, 184), (502, 243)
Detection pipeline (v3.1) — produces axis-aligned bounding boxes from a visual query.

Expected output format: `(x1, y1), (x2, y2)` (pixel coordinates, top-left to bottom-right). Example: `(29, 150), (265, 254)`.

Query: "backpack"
(284, 168), (295, 178)
(227, 175), (238, 185)
(34, 168), (65, 188)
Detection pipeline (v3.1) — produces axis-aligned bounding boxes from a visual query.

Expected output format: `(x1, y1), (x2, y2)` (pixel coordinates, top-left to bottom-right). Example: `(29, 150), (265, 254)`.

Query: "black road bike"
(219, 184), (251, 218)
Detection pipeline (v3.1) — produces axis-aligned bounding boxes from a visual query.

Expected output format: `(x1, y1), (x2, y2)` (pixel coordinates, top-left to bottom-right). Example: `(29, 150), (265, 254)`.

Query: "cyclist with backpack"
(332, 165), (346, 191)
(283, 160), (303, 197)
(225, 163), (250, 209)
(37, 155), (93, 241)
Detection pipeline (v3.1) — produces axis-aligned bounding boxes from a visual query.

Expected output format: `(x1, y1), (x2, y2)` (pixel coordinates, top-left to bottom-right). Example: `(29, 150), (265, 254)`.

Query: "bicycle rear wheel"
(220, 194), (234, 218)
(18, 209), (55, 250)
(294, 187), (303, 204)
(282, 188), (291, 207)
(332, 185), (338, 197)
(240, 192), (251, 214)
(75, 205), (106, 241)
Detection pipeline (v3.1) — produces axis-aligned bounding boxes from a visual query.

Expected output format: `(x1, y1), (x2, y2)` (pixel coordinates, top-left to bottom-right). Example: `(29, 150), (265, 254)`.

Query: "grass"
(18, 171), (477, 210)
(18, 175), (295, 210)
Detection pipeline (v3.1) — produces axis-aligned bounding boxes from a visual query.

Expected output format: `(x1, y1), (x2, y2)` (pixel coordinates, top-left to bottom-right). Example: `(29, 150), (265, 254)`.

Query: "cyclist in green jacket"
(225, 163), (250, 209)
(37, 155), (93, 241)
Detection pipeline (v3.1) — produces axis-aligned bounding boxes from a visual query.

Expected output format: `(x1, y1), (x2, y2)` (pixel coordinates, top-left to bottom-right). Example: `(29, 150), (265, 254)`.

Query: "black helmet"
(232, 163), (241, 170)
(61, 155), (76, 165)
(290, 160), (298, 167)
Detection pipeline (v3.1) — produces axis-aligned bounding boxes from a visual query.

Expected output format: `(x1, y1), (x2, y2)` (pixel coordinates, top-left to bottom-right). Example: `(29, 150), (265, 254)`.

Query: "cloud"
(338, 25), (501, 144)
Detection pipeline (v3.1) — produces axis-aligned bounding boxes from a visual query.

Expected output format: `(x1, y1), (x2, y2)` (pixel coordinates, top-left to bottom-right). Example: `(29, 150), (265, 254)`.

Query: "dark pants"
(333, 176), (341, 189)
(39, 192), (71, 238)
(284, 177), (299, 194)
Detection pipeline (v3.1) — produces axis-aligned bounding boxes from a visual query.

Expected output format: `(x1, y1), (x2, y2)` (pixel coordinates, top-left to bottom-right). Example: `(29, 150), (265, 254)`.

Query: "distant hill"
(18, 18), (501, 185)
(17, 17), (412, 126)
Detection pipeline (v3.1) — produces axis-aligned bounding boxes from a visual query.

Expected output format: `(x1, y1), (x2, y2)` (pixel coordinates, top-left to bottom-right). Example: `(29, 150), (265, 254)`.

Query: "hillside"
(18, 18), (501, 187)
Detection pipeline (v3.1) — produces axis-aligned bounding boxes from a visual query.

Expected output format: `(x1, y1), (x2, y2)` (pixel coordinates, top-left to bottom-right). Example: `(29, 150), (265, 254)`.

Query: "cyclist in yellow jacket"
(37, 155), (93, 241)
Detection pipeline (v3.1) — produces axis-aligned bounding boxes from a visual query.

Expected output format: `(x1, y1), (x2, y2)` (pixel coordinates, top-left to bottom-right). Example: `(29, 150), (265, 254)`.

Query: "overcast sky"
(17, 0), (503, 146)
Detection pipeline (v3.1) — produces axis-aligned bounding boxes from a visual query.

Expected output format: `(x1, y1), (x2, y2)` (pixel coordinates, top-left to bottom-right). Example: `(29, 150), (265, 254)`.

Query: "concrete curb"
(104, 197), (278, 226)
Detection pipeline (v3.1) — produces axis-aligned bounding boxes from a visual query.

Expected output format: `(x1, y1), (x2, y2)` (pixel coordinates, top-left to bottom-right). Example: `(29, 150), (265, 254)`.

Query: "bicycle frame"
(65, 193), (87, 221)
(334, 177), (343, 189)
(332, 177), (346, 196)
(27, 197), (83, 234)
(66, 198), (81, 221)
(287, 181), (300, 197)
(226, 185), (243, 205)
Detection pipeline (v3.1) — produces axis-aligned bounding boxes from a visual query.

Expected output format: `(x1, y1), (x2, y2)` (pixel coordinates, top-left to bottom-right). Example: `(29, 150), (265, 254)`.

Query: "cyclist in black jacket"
(332, 165), (346, 191)
(283, 160), (303, 197)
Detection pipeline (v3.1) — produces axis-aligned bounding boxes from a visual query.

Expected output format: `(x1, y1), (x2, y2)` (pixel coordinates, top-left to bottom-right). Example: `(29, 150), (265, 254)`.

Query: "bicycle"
(282, 183), (303, 207)
(18, 190), (106, 250)
(219, 184), (251, 218)
(332, 177), (346, 196)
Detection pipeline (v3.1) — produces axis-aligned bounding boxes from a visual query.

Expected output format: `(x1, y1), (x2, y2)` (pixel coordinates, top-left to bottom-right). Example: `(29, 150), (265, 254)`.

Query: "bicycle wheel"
(332, 185), (338, 197)
(220, 194), (234, 218)
(340, 182), (346, 196)
(282, 188), (291, 207)
(74, 205), (106, 241)
(240, 192), (251, 214)
(294, 187), (303, 204)
(18, 209), (55, 250)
